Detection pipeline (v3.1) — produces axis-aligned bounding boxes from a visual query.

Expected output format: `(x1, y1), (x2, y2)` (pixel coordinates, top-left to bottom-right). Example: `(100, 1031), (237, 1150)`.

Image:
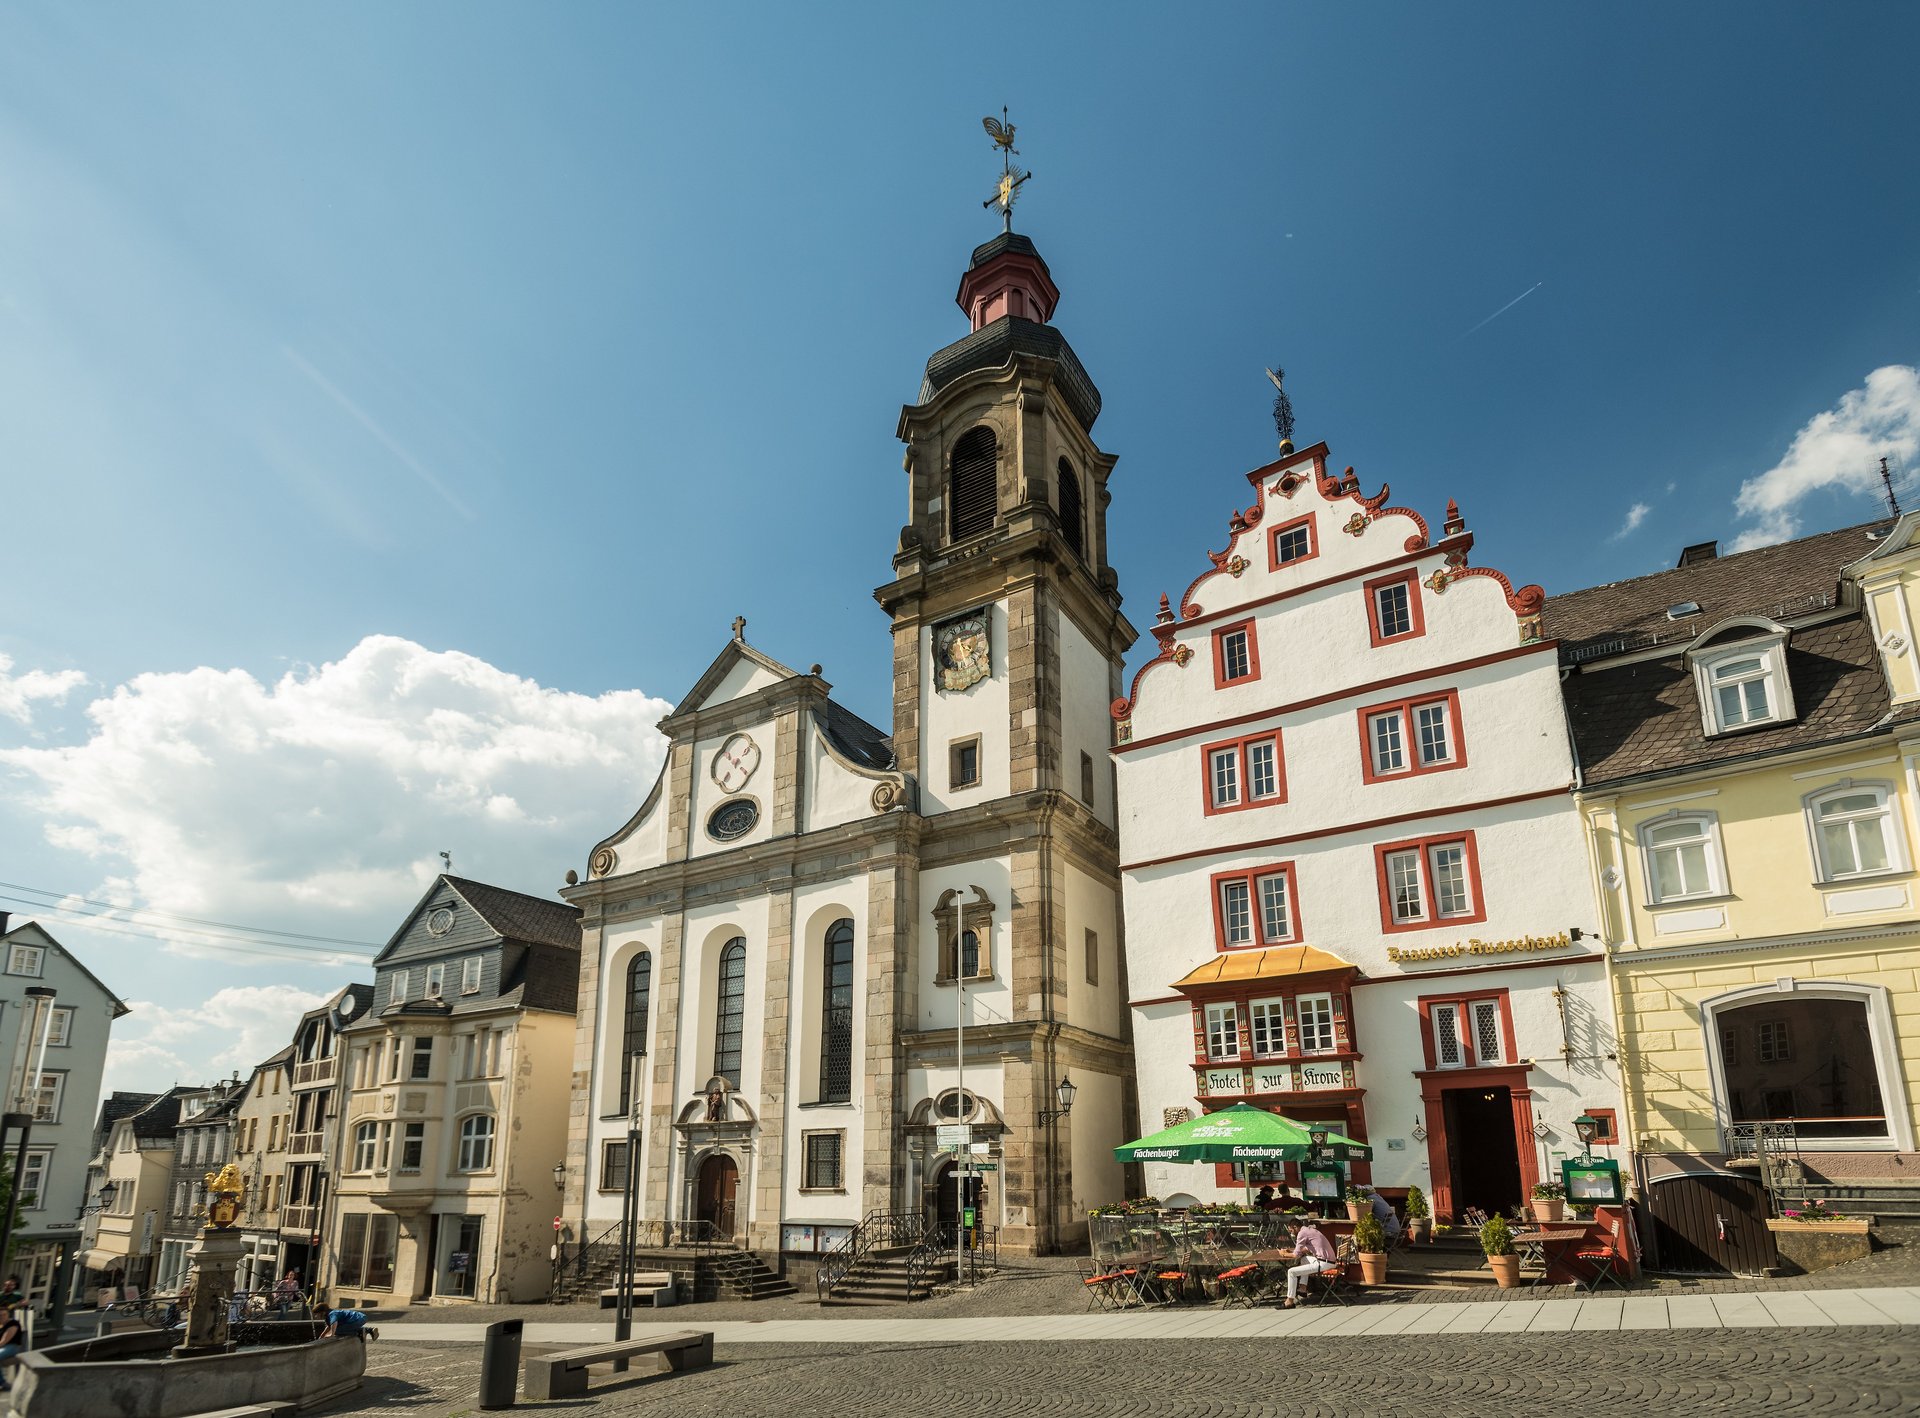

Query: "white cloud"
(1610, 501), (1651, 541)
(103, 984), (329, 1096)
(0, 635), (671, 964)
(1731, 366), (1920, 551)
(0, 655), (86, 726)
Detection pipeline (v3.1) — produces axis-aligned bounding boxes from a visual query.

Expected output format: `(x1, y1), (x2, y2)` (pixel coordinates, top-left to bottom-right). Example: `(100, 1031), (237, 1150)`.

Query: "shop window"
(1376, 833), (1484, 932)
(1212, 621), (1260, 687)
(1365, 571), (1424, 646)
(1638, 812), (1727, 902)
(1212, 865), (1300, 949)
(1806, 783), (1906, 882)
(802, 1131), (845, 1192)
(1203, 732), (1285, 813)
(1359, 690), (1464, 783)
(1268, 514), (1317, 570)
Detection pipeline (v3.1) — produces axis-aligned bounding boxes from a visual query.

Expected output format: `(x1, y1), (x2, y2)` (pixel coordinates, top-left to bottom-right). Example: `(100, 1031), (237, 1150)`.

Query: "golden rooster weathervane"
(982, 108), (1031, 233)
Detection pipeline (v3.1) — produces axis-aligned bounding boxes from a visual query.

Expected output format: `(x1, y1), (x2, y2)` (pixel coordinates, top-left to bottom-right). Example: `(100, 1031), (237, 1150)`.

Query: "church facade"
(561, 231), (1139, 1258)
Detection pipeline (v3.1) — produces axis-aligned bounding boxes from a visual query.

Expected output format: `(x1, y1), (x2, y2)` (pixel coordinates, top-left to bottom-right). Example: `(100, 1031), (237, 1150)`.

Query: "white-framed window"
(1249, 998), (1286, 1057)
(1471, 999), (1504, 1064)
(44, 1007), (73, 1047)
(29, 1072), (63, 1123)
(1218, 878), (1253, 946)
(7, 945), (44, 977)
(1215, 867), (1298, 948)
(1639, 812), (1727, 902)
(1257, 871), (1291, 943)
(457, 1114), (496, 1172)
(1381, 836), (1480, 927)
(1689, 625), (1795, 737)
(1246, 739), (1279, 800)
(1217, 626), (1254, 682)
(1205, 734), (1283, 811)
(1296, 993), (1336, 1054)
(389, 969), (409, 1004)
(352, 1121), (380, 1173)
(1204, 1002), (1240, 1062)
(1806, 783), (1905, 882)
(1431, 1002), (1464, 1068)
(399, 1121), (425, 1173)
(18, 1150), (48, 1210)
(461, 957), (483, 994)
(1369, 710), (1406, 775)
(425, 963), (445, 1000)
(1209, 747), (1240, 808)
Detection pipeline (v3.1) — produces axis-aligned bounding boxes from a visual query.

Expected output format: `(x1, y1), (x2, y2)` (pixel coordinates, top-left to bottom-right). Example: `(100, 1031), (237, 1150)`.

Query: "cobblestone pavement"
(315, 1330), (1920, 1416)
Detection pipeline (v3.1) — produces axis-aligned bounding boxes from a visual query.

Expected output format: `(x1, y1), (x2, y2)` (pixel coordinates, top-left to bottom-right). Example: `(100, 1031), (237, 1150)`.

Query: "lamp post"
(1, 988), (58, 1272)
(1573, 1114), (1600, 1163)
(1037, 1074), (1078, 1124)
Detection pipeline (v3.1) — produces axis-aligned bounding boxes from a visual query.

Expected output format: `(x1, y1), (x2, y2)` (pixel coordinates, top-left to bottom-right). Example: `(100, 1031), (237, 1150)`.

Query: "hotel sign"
(1385, 932), (1574, 966)
(1297, 1061), (1346, 1091)
(1250, 1065), (1291, 1094)
(1199, 1068), (1245, 1097)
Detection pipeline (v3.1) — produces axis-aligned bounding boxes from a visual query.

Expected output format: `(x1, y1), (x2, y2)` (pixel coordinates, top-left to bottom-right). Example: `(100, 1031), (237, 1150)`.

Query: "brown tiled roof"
(1563, 614), (1897, 787)
(444, 876), (581, 951)
(1542, 520), (1891, 658)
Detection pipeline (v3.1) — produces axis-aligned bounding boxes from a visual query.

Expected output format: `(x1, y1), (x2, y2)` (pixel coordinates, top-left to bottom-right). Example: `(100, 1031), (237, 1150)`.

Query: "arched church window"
(1058, 459), (1084, 557)
(819, 919), (854, 1104)
(714, 939), (747, 1088)
(949, 427), (998, 543)
(620, 952), (652, 1113)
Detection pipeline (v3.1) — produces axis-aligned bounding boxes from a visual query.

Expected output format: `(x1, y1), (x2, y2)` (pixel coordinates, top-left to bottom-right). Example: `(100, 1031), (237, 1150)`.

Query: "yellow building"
(1551, 521), (1920, 1272)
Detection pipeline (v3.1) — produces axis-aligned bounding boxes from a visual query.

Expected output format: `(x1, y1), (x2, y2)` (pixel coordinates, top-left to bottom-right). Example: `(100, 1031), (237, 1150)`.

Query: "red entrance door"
(696, 1154), (738, 1239)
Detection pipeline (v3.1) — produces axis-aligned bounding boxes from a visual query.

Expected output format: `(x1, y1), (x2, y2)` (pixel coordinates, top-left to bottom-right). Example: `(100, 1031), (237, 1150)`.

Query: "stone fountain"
(11, 1162), (363, 1416)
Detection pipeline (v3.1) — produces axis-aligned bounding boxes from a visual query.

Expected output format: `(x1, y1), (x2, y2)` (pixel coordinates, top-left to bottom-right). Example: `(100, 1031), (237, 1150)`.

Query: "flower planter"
(1346, 1202), (1366, 1223)
(1487, 1254), (1521, 1288)
(1530, 1198), (1564, 1224)
(1765, 1217), (1872, 1274)
(1407, 1219), (1430, 1245)
(1357, 1251), (1388, 1286)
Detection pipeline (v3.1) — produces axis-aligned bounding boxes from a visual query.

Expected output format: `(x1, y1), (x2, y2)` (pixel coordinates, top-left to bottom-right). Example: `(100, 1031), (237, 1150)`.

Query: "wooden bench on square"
(597, 1269), (678, 1308)
(523, 1329), (714, 1400)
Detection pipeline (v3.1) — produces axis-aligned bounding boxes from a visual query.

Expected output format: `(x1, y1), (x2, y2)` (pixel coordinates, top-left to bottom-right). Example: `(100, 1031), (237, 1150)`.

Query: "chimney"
(0, 912), (10, 937)
(1678, 540), (1719, 568)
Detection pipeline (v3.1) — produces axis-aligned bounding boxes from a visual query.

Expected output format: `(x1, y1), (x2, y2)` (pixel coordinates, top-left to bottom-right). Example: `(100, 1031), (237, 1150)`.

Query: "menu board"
(1561, 1158), (1623, 1205)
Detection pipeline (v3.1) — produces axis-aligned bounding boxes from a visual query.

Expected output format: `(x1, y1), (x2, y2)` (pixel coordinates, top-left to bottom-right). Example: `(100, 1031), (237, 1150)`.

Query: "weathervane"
(1266, 366), (1296, 449)
(982, 108), (1031, 233)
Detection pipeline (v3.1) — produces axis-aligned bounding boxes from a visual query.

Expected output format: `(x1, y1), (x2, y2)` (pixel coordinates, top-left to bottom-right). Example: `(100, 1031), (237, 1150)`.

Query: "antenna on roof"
(1881, 456), (1901, 518)
(439, 851), (452, 875)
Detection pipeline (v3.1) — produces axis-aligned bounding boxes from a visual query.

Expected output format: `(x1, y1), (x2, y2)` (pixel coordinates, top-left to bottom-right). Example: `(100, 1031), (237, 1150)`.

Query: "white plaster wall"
(687, 724), (777, 861)
(1117, 650), (1570, 867)
(1065, 1067), (1129, 1212)
(1062, 862), (1122, 1039)
(1058, 610), (1116, 827)
(780, 882), (867, 1223)
(584, 920), (664, 1228)
(912, 857), (1014, 1033)
(602, 787), (670, 877)
(706, 656), (784, 704)
(805, 719), (882, 832)
(919, 603), (1010, 815)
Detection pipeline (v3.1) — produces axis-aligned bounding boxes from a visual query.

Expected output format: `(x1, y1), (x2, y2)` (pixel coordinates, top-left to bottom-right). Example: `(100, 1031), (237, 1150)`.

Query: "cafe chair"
(1216, 1262), (1263, 1308)
(1304, 1239), (1357, 1307)
(1081, 1264), (1126, 1311)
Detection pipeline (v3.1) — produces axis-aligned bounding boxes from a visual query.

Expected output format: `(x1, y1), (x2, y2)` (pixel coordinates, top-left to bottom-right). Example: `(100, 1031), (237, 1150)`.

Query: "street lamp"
(1037, 1074), (1078, 1124)
(1308, 1125), (1328, 1165)
(1573, 1114), (1601, 1160)
(552, 1163), (565, 1192)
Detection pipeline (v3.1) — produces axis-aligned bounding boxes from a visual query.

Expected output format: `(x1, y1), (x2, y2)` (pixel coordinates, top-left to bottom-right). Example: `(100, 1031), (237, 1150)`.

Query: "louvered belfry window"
(948, 427), (998, 543)
(1058, 459), (1084, 556)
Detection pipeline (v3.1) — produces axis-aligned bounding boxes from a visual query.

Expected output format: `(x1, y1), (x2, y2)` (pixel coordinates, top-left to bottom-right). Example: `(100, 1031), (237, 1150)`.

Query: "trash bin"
(477, 1317), (523, 1410)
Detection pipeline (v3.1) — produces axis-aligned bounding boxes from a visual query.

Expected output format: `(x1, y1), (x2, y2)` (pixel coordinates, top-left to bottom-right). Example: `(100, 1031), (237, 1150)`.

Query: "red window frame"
(1209, 863), (1303, 951)
(1357, 688), (1466, 784)
(1583, 1107), (1618, 1144)
(1364, 570), (1425, 647)
(1212, 619), (1261, 688)
(1267, 514), (1318, 572)
(1373, 830), (1486, 933)
(1201, 730), (1287, 815)
(1416, 990), (1517, 1071)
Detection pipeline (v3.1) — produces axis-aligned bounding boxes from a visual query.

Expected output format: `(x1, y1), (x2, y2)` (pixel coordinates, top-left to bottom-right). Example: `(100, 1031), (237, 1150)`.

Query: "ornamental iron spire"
(982, 108), (1031, 233)
(1266, 366), (1296, 450)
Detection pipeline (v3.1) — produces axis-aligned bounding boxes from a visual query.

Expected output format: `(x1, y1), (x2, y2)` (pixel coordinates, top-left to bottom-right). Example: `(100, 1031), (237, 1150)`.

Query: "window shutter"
(949, 428), (998, 542)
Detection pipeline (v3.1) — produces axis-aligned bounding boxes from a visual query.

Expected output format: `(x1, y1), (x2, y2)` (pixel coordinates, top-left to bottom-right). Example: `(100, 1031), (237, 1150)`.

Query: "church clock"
(934, 613), (991, 693)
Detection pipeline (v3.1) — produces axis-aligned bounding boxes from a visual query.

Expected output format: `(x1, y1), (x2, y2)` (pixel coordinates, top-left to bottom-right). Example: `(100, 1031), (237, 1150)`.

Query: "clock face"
(935, 615), (991, 693)
(711, 733), (762, 793)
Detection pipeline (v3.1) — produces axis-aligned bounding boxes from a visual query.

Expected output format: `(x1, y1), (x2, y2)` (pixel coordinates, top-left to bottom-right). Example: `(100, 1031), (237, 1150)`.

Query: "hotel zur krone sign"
(1385, 932), (1574, 966)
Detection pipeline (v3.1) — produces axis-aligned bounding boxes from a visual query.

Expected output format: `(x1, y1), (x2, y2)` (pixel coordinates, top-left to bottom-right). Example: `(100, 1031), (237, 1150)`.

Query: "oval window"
(707, 798), (759, 841)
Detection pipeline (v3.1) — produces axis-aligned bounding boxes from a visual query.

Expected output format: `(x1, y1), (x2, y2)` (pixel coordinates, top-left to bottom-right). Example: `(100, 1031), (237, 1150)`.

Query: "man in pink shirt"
(1281, 1216), (1339, 1307)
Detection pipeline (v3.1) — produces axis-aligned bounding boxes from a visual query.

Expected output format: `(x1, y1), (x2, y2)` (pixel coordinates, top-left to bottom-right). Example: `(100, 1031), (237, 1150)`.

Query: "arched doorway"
(926, 1158), (983, 1245)
(695, 1154), (738, 1240)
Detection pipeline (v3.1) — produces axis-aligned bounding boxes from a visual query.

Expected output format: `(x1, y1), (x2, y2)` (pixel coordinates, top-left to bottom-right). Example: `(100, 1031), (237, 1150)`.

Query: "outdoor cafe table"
(1511, 1226), (1592, 1289)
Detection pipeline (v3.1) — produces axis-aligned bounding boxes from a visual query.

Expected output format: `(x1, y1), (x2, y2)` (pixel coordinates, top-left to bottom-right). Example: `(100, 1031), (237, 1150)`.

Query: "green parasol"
(1113, 1102), (1373, 1165)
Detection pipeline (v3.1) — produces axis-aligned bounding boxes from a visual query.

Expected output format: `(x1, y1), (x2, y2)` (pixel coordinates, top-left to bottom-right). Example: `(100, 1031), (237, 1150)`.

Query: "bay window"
(1204, 1002), (1240, 1062)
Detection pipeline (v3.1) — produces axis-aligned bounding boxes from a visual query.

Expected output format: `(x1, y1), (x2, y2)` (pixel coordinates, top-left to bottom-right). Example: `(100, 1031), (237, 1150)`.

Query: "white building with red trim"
(1112, 440), (1626, 1221)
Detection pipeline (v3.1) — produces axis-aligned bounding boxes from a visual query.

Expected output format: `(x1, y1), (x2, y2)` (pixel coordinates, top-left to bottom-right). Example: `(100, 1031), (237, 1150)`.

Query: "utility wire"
(0, 893), (377, 963)
(0, 879), (380, 948)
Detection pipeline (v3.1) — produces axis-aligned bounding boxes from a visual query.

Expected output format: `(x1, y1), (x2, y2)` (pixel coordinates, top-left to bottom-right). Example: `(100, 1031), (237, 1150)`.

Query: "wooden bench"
(597, 1269), (678, 1308)
(184, 1405), (297, 1418)
(523, 1329), (713, 1400)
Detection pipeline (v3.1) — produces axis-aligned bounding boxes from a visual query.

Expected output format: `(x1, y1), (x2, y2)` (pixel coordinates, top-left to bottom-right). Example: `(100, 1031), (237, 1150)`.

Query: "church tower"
(876, 205), (1139, 1252)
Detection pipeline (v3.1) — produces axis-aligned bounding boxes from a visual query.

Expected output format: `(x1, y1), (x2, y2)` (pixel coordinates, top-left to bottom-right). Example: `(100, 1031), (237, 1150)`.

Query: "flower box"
(1765, 1217), (1871, 1274)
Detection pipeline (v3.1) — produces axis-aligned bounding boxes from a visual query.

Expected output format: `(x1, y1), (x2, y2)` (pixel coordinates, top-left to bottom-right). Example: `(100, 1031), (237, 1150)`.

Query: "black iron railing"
(560, 1216), (728, 1299)
(816, 1209), (926, 1300)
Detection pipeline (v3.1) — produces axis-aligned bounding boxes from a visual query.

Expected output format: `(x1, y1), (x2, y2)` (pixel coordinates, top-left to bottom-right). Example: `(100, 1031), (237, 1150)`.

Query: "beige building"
(82, 1088), (189, 1293)
(282, 986), (371, 1291)
(326, 876), (579, 1308)
(231, 1048), (293, 1293)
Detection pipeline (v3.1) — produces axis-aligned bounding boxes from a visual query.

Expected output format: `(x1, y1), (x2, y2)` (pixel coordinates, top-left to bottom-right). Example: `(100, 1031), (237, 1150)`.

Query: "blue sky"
(2, 3), (1916, 1092)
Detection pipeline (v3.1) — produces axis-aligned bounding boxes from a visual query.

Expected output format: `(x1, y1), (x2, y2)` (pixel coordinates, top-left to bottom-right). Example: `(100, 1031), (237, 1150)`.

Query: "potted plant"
(1530, 1179), (1566, 1223)
(1481, 1213), (1520, 1288)
(1404, 1185), (1431, 1243)
(1353, 1212), (1389, 1284)
(1344, 1184), (1370, 1224)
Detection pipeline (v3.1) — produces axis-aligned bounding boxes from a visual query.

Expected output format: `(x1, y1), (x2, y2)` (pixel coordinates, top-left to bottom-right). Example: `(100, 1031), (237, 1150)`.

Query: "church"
(560, 219), (1139, 1259)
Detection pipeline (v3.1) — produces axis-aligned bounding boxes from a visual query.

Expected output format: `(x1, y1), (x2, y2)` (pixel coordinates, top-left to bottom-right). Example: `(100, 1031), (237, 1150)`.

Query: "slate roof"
(510, 943), (584, 1014)
(96, 1091), (159, 1136)
(443, 876), (581, 951)
(919, 316), (1102, 431)
(1550, 522), (1908, 788)
(0, 919), (132, 1017)
(127, 1088), (192, 1139)
(817, 696), (895, 771)
(1543, 520), (1892, 660)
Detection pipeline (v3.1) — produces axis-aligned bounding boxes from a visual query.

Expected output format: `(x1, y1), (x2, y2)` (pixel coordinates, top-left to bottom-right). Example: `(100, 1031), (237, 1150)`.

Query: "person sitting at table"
(1366, 1188), (1403, 1244)
(1254, 1185), (1279, 1212)
(1279, 1216), (1339, 1308)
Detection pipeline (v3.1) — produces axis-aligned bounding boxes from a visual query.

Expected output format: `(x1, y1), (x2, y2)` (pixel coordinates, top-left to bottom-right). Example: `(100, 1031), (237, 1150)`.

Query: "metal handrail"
(561, 1216), (729, 1298)
(816, 1209), (926, 1300)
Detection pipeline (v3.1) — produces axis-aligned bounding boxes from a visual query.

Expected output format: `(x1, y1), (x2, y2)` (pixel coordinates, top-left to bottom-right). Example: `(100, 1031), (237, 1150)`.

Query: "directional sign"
(936, 1124), (971, 1153)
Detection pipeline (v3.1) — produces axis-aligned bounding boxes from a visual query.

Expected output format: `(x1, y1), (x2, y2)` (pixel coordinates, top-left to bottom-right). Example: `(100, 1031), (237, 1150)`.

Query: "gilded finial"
(982, 108), (1031, 233)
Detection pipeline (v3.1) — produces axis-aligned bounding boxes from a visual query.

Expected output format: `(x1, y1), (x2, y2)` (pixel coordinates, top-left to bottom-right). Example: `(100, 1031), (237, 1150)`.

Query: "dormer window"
(1686, 618), (1795, 737)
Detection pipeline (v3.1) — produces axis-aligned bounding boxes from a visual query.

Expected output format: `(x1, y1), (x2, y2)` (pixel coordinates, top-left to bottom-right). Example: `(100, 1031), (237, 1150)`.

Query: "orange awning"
(1171, 945), (1354, 989)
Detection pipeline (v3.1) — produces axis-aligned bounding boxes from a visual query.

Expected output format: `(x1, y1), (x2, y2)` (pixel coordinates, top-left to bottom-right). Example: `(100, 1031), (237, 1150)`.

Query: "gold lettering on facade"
(1385, 932), (1574, 965)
